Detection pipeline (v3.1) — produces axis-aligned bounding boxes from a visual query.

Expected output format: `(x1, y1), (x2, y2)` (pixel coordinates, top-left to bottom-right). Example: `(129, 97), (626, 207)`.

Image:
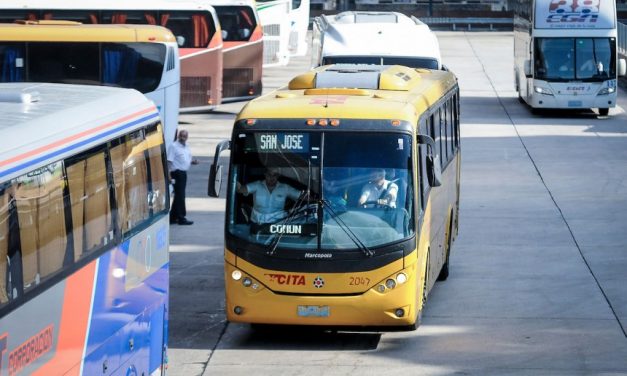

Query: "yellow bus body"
(224, 64), (460, 329)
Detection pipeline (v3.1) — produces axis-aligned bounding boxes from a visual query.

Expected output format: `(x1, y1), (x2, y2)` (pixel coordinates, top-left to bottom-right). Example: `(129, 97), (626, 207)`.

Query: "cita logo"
(265, 273), (306, 285)
(546, 0), (600, 24)
(313, 276), (325, 288)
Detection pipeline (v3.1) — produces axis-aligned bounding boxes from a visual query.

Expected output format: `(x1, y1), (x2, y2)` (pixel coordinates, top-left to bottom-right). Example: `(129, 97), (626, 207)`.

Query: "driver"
(358, 168), (398, 208)
(236, 168), (301, 223)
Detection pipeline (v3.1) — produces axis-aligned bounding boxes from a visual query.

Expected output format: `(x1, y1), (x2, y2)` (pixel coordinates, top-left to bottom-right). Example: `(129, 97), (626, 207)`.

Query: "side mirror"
(208, 164), (223, 197)
(524, 59), (532, 78)
(208, 140), (231, 197)
(176, 35), (185, 47)
(221, 30), (228, 40)
(618, 58), (626, 77)
(417, 134), (442, 187)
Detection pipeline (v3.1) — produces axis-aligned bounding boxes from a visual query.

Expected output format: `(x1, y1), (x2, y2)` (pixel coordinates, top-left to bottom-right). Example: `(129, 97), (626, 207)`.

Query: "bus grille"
(263, 40), (281, 65)
(263, 24), (281, 36)
(180, 76), (211, 108)
(223, 68), (257, 98)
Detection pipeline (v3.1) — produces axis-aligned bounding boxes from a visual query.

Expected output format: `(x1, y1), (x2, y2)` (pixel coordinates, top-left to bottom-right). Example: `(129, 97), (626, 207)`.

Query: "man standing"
(168, 130), (198, 225)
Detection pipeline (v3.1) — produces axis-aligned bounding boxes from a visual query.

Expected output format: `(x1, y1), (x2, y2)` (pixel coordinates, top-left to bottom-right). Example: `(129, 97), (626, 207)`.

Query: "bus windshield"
(534, 38), (616, 82)
(214, 6), (257, 42)
(0, 42), (166, 92)
(228, 131), (415, 252)
(322, 55), (439, 70)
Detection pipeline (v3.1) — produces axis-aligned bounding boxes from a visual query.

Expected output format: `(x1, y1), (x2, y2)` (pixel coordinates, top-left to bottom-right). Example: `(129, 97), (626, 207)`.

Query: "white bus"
(513, 0), (627, 115)
(256, 0), (291, 66)
(288, 0), (310, 57)
(0, 83), (170, 376)
(312, 11), (443, 70)
(0, 21), (181, 144)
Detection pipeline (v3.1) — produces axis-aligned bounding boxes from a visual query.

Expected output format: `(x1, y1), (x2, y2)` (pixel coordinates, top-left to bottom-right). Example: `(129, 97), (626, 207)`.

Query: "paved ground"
(167, 32), (627, 375)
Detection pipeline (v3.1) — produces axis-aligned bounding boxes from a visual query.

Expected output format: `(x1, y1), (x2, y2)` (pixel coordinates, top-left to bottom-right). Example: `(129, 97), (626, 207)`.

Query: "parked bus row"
(0, 0), (311, 121)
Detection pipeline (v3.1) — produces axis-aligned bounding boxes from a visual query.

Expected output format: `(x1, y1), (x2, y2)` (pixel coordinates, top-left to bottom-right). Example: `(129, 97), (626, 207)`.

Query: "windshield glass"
(228, 131), (414, 252)
(534, 38), (615, 81)
(214, 6), (257, 42)
(0, 42), (165, 92)
(322, 55), (439, 70)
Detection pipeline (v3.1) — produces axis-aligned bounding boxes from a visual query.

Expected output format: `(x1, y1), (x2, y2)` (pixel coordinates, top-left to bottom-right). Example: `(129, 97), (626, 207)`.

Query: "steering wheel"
(362, 200), (392, 208)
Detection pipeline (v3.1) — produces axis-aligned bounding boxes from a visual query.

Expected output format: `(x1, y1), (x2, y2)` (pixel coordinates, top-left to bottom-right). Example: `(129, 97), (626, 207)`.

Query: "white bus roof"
(0, 83), (160, 181)
(318, 11), (441, 69)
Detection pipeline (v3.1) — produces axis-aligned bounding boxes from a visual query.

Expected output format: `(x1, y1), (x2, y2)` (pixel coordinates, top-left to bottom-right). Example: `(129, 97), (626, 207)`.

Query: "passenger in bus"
(236, 168), (301, 224)
(358, 169), (398, 208)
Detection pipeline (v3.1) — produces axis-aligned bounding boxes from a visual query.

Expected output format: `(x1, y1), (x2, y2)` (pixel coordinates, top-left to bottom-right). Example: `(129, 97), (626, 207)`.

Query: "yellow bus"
(208, 64), (461, 329)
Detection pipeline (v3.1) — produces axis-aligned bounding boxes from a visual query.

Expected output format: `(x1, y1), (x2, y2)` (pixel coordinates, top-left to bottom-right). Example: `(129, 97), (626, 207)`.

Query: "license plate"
(297, 305), (330, 317)
(568, 100), (582, 107)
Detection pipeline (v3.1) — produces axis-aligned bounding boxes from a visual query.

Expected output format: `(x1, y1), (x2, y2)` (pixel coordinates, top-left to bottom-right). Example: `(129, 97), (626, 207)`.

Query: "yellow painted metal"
(0, 23), (175, 43)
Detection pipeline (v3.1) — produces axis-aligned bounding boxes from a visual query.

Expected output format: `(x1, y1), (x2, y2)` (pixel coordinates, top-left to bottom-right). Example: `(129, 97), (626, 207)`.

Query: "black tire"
(598, 108), (609, 116)
(438, 220), (453, 281)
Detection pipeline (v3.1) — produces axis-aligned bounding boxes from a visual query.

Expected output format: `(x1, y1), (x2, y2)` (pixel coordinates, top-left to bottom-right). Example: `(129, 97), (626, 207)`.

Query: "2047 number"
(349, 276), (370, 286)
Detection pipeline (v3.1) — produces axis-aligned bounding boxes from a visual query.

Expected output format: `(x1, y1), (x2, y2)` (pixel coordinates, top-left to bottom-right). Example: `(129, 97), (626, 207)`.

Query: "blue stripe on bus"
(0, 113), (160, 180)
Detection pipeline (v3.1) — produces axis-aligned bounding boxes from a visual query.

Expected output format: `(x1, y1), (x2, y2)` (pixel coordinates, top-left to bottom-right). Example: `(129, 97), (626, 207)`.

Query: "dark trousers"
(170, 170), (188, 222)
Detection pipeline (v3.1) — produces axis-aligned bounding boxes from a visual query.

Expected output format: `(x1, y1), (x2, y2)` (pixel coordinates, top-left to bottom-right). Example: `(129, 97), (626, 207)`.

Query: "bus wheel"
(437, 221), (452, 281)
(598, 108), (609, 116)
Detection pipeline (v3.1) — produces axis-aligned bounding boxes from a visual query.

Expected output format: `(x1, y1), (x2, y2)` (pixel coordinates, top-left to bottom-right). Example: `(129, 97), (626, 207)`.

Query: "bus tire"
(599, 108), (609, 116)
(437, 219), (453, 281)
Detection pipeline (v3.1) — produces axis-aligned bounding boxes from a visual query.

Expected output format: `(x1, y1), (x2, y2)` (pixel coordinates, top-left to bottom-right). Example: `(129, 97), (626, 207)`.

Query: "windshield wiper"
(320, 198), (374, 258)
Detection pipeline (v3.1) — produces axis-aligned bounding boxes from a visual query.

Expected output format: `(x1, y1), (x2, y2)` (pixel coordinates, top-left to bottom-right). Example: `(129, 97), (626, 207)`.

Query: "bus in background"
(512, 0), (627, 116)
(256, 0), (290, 66)
(0, 0), (224, 113)
(205, 0), (264, 102)
(312, 11), (443, 70)
(0, 21), (181, 144)
(288, 0), (310, 57)
(208, 64), (461, 329)
(0, 83), (169, 375)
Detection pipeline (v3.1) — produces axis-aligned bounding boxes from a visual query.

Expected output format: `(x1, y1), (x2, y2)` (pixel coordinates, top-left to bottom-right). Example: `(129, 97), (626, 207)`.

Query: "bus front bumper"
(224, 263), (420, 328)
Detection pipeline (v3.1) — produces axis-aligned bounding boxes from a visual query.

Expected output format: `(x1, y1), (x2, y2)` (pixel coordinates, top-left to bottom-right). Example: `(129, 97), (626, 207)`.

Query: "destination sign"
(251, 223), (317, 237)
(252, 133), (310, 153)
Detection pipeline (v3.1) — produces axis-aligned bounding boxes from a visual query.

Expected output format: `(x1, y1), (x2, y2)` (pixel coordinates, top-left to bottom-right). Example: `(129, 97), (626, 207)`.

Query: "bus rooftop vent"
(0, 89), (40, 104)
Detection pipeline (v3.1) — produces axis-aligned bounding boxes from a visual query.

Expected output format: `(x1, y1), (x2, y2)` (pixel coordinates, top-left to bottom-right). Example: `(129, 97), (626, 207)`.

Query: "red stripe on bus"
(0, 106), (156, 169)
(32, 261), (97, 376)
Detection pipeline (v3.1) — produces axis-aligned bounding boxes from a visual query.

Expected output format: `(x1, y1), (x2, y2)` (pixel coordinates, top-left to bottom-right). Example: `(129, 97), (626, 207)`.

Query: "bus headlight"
(385, 279), (396, 289)
(534, 86), (554, 96)
(232, 270), (242, 281)
(242, 277), (253, 287)
(396, 273), (408, 284)
(597, 87), (616, 95)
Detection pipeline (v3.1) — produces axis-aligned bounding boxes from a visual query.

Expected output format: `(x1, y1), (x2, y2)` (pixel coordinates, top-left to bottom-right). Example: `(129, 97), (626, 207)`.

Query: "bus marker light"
(394, 308), (405, 317)
(252, 283), (259, 290)
(306, 119), (316, 126)
(234, 306), (243, 315)
(377, 285), (386, 293)
(248, 88), (255, 95)
(232, 270), (242, 280)
(243, 277), (253, 287)
(396, 273), (407, 284)
(385, 279), (396, 289)
(245, 119), (256, 126)
(330, 119), (340, 126)
(149, 37), (156, 41)
(318, 119), (328, 126)
(391, 120), (401, 127)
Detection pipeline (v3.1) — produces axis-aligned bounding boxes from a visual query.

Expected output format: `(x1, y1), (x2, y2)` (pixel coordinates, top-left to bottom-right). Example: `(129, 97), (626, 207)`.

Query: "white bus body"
(513, 0), (627, 115)
(312, 11), (442, 70)
(257, 0), (291, 66)
(288, 0), (310, 56)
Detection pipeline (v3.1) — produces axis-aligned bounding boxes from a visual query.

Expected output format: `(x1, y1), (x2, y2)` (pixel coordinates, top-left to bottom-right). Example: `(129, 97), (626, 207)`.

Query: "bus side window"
(0, 183), (14, 305)
(66, 149), (113, 259)
(447, 98), (454, 157)
(13, 162), (67, 292)
(145, 123), (169, 214)
(432, 109), (441, 167)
